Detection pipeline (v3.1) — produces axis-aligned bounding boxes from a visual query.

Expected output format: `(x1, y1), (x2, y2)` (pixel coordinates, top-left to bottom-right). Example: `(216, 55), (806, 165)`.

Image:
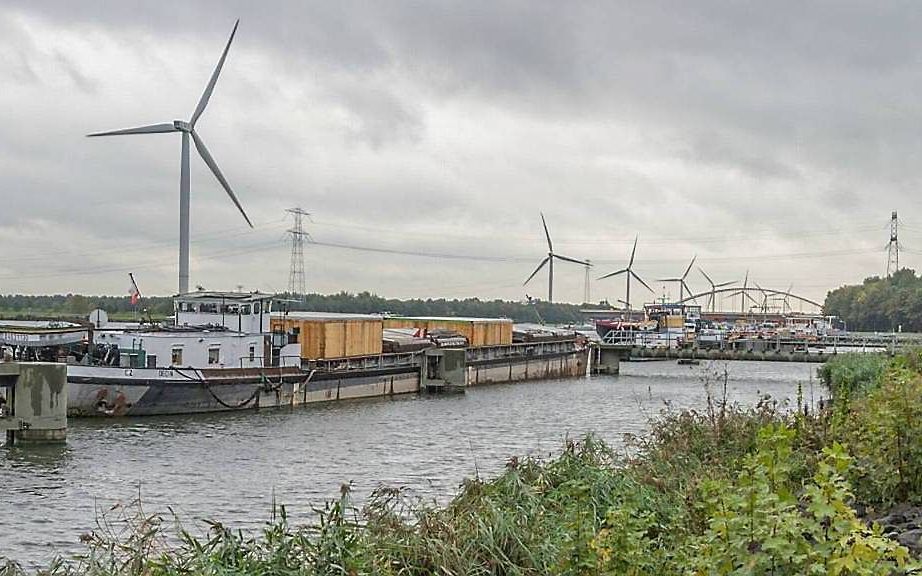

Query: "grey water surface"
(1, 360), (823, 567)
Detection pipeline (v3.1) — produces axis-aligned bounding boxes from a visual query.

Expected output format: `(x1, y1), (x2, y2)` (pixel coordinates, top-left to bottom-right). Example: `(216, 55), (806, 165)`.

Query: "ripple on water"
(2, 361), (823, 567)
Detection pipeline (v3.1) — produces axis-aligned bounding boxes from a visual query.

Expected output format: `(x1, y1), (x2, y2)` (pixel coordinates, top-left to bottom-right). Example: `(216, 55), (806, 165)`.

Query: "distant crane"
(523, 212), (589, 303)
(598, 236), (653, 311)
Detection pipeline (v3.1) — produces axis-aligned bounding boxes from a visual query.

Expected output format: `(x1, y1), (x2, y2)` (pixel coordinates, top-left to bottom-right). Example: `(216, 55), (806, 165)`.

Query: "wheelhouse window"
(171, 347), (183, 366)
(208, 347), (220, 365)
(200, 303), (218, 313)
(248, 345), (256, 361)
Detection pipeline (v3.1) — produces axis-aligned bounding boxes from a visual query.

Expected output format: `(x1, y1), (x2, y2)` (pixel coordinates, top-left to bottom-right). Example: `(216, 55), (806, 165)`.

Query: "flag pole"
(129, 273), (142, 324)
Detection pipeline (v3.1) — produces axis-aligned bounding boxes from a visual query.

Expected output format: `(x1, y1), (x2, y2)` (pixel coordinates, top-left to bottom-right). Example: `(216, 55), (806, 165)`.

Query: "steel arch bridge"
(676, 286), (823, 311)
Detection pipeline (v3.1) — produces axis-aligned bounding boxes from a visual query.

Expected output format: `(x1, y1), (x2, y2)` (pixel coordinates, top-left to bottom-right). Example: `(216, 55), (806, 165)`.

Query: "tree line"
(0, 291), (597, 324)
(823, 268), (922, 332)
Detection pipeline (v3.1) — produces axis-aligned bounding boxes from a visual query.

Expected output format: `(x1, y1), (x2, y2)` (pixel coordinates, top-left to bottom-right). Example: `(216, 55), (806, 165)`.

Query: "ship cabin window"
(240, 304), (251, 315)
(248, 345), (256, 361)
(208, 346), (220, 365)
(288, 326), (300, 344)
(178, 302), (197, 312)
(222, 304), (239, 315)
(171, 347), (183, 366)
(147, 355), (157, 368)
(199, 303), (218, 314)
(253, 302), (261, 314)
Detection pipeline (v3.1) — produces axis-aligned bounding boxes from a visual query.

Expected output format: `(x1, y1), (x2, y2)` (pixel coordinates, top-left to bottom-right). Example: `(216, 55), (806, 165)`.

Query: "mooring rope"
(173, 367), (261, 410)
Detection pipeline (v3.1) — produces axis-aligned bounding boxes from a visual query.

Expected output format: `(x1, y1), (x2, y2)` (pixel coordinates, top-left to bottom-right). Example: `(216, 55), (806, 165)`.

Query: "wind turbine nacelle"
(173, 120), (192, 132)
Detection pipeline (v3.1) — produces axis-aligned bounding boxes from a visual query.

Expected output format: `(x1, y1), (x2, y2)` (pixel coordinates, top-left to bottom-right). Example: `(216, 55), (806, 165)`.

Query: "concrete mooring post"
(420, 348), (467, 392)
(0, 363), (68, 445)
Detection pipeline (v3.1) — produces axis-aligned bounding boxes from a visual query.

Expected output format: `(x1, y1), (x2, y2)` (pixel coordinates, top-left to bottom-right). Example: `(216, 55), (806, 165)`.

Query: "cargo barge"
(1, 292), (588, 417)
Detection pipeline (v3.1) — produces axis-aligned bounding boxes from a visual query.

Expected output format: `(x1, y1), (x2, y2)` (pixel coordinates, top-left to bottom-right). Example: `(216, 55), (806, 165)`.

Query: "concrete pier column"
(0, 363), (68, 446)
(592, 346), (626, 375)
(420, 348), (467, 392)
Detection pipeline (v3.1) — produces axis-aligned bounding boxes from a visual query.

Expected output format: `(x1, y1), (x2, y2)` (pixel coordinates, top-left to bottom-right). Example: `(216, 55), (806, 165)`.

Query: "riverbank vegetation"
(824, 268), (922, 332)
(0, 292), (593, 324)
(4, 354), (922, 575)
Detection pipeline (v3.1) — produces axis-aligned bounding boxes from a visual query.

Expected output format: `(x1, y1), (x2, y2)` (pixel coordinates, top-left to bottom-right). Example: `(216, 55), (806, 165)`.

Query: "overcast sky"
(1, 1), (920, 308)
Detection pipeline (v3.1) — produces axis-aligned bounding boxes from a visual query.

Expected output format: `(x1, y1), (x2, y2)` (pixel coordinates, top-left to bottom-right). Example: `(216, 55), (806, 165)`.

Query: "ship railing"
(466, 339), (582, 363)
(304, 351), (423, 373)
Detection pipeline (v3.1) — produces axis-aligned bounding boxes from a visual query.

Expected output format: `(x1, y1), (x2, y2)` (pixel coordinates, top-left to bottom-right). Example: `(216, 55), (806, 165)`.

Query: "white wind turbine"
(597, 236), (653, 311)
(523, 212), (590, 303)
(88, 20), (252, 295)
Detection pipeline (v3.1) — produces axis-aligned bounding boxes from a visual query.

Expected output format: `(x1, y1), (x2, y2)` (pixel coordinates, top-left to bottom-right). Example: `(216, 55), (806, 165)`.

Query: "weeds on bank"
(10, 353), (922, 575)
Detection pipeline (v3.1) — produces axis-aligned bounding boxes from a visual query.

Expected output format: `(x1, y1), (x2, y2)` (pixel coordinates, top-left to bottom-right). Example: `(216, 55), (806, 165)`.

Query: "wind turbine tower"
(287, 207), (310, 301)
(887, 210), (900, 278)
(88, 20), (252, 295)
(523, 212), (589, 303)
(598, 236), (653, 311)
(584, 260), (592, 304)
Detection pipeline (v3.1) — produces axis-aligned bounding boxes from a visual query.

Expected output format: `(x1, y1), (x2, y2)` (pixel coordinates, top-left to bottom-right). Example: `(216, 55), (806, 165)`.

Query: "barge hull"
(66, 342), (589, 417)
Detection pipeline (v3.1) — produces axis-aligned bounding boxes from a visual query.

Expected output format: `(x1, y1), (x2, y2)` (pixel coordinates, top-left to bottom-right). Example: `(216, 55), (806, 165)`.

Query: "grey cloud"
(1, 1), (921, 302)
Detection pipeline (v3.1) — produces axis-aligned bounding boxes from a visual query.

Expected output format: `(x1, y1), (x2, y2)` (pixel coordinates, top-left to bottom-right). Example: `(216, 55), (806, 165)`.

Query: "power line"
(307, 238), (878, 266)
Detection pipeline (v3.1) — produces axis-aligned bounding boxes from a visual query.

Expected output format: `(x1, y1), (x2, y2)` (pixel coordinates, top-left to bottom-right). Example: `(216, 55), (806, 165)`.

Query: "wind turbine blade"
(191, 130), (253, 227)
(553, 253), (588, 266)
(683, 255), (697, 279)
(597, 268), (628, 281)
(681, 281), (697, 302)
(629, 236), (638, 267)
(715, 280), (736, 288)
(523, 257), (549, 285)
(191, 19), (239, 127)
(657, 277), (681, 282)
(697, 267), (715, 287)
(632, 271), (654, 293)
(87, 123), (178, 137)
(540, 212), (553, 252)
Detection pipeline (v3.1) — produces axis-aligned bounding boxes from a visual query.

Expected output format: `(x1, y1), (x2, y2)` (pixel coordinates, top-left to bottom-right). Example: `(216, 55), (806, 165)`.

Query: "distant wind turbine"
(598, 236), (653, 311)
(754, 282), (770, 314)
(698, 267), (735, 312)
(87, 20), (252, 295)
(727, 269), (761, 314)
(523, 213), (590, 302)
(658, 255), (697, 303)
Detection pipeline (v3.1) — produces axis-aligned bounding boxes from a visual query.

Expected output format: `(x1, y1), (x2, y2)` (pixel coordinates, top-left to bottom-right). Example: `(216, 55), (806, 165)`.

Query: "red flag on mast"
(129, 273), (141, 305)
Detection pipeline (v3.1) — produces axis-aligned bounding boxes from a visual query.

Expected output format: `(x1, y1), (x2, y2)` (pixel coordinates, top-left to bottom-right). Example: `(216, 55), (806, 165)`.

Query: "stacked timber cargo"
(382, 316), (513, 347)
(271, 312), (383, 360)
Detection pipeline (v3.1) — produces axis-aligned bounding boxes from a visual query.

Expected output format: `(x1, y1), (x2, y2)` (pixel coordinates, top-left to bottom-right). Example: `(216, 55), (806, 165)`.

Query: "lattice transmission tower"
(887, 210), (900, 278)
(286, 207), (310, 301)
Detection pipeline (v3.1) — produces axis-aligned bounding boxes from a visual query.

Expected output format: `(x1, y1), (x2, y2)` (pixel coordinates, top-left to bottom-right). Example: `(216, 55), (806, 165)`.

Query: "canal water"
(1, 360), (823, 567)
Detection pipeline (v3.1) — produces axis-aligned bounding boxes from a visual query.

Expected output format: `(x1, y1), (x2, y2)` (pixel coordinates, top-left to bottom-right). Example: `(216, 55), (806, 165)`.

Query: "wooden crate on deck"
(271, 312), (383, 360)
